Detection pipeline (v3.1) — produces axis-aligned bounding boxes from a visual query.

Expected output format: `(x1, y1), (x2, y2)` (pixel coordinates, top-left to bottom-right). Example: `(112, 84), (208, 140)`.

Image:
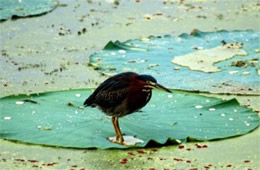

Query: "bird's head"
(137, 74), (172, 93)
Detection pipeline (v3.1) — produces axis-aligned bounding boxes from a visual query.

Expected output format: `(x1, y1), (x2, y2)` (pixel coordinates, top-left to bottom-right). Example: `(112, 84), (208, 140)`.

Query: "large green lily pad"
(0, 89), (259, 149)
(0, 0), (58, 21)
(89, 30), (260, 95)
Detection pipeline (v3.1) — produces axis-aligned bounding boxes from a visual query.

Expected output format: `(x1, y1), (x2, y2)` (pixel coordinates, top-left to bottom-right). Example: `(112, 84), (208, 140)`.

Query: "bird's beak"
(153, 83), (172, 93)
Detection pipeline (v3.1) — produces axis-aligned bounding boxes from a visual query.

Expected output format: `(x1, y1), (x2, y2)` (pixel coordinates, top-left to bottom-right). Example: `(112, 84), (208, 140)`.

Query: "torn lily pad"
(89, 30), (260, 95)
(0, 89), (259, 149)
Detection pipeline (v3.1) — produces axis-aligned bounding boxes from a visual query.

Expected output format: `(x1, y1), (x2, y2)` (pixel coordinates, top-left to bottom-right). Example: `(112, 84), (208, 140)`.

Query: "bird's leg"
(114, 117), (124, 143)
(111, 116), (120, 141)
(109, 116), (126, 145)
(108, 116), (144, 146)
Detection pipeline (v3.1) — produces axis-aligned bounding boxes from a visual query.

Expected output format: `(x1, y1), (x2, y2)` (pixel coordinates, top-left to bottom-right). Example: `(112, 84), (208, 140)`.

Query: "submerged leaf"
(0, 89), (258, 149)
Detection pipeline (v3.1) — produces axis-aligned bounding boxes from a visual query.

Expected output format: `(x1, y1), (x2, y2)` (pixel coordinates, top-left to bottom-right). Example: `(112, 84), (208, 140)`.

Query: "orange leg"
(111, 116), (125, 144)
(109, 117), (143, 146)
(111, 117), (119, 140)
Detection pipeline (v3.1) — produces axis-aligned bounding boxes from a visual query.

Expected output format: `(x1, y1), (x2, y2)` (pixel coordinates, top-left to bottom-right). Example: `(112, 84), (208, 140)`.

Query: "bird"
(84, 72), (171, 146)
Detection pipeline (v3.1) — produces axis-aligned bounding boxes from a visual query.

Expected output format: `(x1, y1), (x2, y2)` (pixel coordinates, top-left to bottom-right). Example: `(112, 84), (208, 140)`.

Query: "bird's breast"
(142, 89), (151, 102)
(127, 88), (152, 114)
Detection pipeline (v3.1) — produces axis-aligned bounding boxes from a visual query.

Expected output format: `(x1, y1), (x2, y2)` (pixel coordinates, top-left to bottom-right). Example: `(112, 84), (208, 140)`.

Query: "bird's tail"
(83, 98), (90, 107)
(83, 95), (95, 107)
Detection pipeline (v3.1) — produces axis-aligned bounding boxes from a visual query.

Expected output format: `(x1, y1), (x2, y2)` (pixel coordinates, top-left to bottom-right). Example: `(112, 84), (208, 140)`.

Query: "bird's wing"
(94, 87), (129, 109)
(84, 73), (135, 108)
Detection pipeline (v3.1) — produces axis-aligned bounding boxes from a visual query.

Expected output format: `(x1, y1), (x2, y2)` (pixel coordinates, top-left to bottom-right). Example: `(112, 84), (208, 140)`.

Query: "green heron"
(84, 72), (171, 146)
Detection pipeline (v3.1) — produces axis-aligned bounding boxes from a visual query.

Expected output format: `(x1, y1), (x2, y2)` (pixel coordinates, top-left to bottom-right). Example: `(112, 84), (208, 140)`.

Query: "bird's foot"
(107, 136), (144, 146)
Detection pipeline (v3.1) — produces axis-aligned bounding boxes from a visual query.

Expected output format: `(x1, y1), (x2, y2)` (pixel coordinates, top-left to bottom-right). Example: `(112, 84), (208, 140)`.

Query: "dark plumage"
(84, 72), (171, 145)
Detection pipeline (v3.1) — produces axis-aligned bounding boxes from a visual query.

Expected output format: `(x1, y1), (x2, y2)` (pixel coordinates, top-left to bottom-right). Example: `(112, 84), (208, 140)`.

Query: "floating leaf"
(0, 0), (58, 21)
(89, 30), (260, 95)
(0, 89), (258, 149)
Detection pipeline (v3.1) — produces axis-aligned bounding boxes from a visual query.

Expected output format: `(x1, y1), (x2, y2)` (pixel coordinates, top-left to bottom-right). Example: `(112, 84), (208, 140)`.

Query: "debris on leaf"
(209, 108), (216, 111)
(4, 117), (12, 120)
(128, 59), (147, 63)
(242, 72), (250, 76)
(67, 102), (74, 106)
(144, 14), (152, 20)
(229, 71), (239, 75)
(15, 99), (38, 105)
(148, 64), (159, 69)
(192, 46), (204, 50)
(250, 58), (259, 63)
(67, 102), (83, 110)
(255, 49), (260, 53)
(107, 66), (116, 71)
(22, 99), (39, 104)
(173, 67), (180, 71)
(118, 50), (126, 54)
(172, 42), (248, 72)
(37, 126), (52, 131)
(195, 105), (203, 109)
(221, 40), (227, 46)
(231, 60), (247, 67)
(16, 101), (24, 105)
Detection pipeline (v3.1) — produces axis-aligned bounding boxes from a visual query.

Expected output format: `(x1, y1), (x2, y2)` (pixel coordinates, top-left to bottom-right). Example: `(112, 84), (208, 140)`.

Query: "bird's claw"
(107, 137), (129, 146)
(107, 136), (144, 146)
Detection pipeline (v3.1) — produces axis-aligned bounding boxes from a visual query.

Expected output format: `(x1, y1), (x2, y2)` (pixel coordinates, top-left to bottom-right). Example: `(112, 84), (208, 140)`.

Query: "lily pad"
(0, 89), (259, 149)
(0, 0), (58, 21)
(89, 30), (260, 95)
